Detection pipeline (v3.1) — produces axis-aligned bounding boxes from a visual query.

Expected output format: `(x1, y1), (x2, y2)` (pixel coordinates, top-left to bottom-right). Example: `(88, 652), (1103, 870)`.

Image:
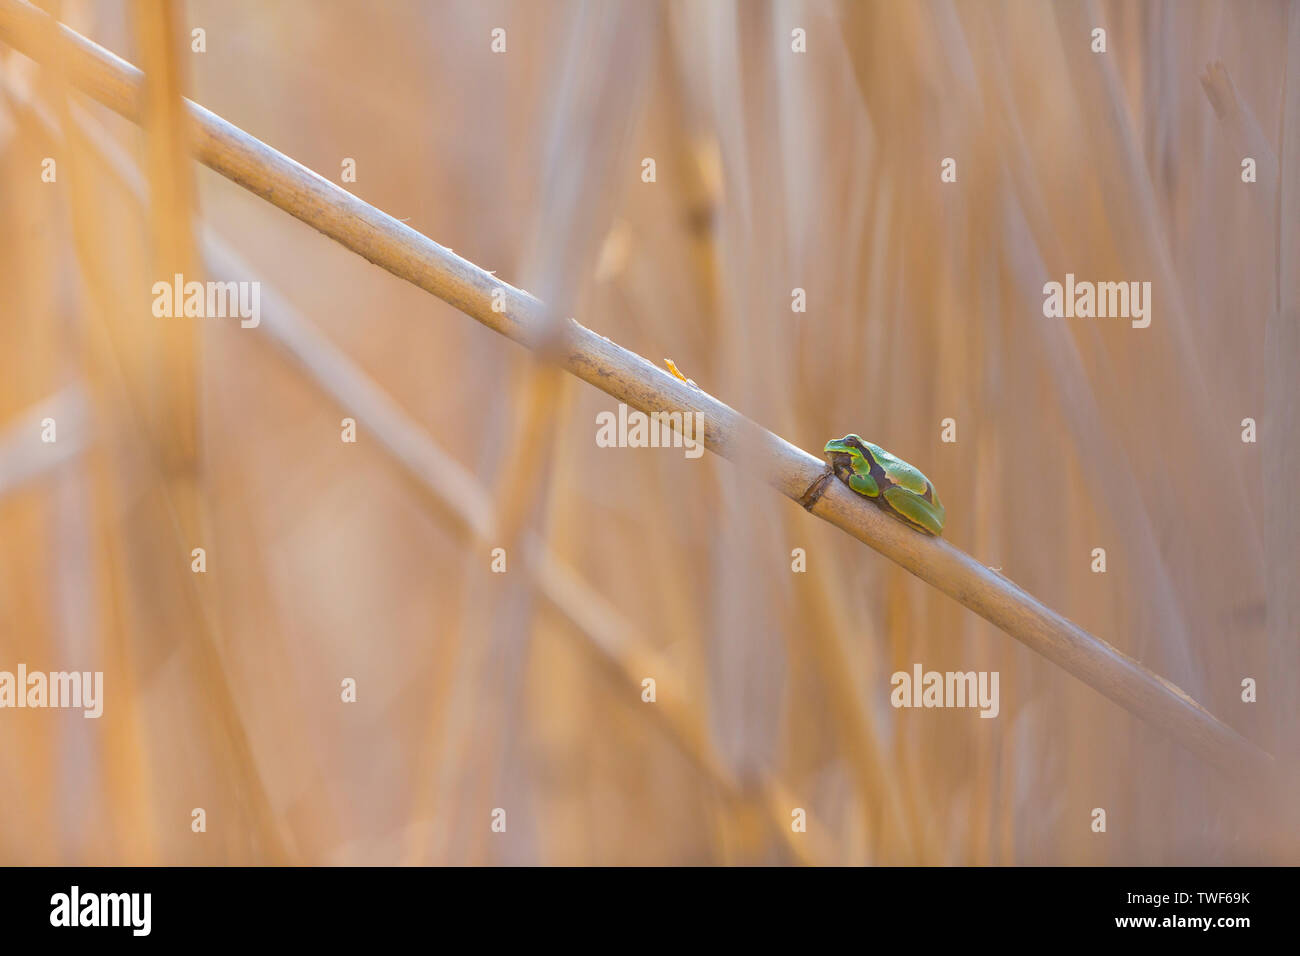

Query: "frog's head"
(824, 434), (872, 482)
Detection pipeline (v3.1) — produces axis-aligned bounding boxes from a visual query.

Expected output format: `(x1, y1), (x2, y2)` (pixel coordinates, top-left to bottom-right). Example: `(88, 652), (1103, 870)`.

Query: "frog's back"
(865, 442), (932, 497)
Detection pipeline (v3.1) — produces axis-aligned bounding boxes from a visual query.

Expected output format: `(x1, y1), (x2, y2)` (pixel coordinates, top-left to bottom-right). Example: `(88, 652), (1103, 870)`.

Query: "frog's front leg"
(847, 472), (880, 497)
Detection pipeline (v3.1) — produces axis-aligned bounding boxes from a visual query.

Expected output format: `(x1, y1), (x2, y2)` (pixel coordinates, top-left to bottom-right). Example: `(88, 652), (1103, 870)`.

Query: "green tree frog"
(803, 434), (946, 536)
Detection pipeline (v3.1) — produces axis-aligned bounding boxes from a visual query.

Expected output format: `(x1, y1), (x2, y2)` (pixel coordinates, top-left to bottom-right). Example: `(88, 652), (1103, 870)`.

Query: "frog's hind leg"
(882, 485), (944, 535)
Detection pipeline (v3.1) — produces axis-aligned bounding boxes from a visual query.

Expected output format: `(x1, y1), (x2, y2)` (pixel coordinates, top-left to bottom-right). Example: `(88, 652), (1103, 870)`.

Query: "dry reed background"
(0, 0), (1297, 864)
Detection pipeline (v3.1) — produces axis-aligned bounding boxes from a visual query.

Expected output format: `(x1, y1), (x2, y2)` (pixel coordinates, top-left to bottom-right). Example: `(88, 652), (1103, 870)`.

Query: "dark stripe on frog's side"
(829, 436), (902, 497)
(868, 439), (942, 508)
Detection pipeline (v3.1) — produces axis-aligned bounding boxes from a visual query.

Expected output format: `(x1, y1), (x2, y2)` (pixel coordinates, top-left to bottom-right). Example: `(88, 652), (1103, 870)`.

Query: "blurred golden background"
(1, 0), (1296, 864)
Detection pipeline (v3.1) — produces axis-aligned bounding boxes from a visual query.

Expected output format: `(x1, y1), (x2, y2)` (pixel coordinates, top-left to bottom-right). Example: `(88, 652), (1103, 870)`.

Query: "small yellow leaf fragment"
(664, 358), (697, 388)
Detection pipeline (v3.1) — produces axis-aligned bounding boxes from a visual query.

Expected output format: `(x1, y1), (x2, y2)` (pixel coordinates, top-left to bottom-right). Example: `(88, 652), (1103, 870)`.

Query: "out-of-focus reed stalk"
(8, 79), (828, 864)
(0, 385), (87, 497)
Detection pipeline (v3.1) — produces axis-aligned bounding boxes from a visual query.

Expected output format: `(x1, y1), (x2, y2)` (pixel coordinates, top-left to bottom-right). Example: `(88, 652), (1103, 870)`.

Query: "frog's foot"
(798, 469), (834, 511)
